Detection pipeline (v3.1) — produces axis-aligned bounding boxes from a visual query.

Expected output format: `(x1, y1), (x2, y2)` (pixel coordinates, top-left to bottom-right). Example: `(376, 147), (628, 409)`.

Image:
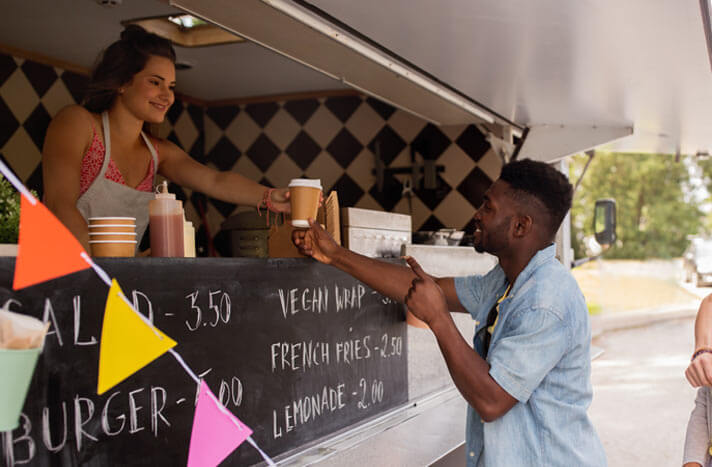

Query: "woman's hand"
(686, 352), (712, 387)
(268, 188), (291, 213)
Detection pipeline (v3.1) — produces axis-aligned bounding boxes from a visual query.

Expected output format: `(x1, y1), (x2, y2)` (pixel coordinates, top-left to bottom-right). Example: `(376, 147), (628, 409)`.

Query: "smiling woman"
(41, 25), (293, 253)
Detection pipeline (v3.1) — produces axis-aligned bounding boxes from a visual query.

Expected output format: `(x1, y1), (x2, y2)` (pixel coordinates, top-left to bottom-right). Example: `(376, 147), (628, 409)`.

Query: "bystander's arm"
(682, 388), (710, 467)
(686, 294), (712, 387)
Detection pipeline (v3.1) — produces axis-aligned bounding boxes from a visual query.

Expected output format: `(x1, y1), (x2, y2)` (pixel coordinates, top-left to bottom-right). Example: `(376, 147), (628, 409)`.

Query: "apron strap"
(140, 131), (159, 187)
(99, 111), (112, 178)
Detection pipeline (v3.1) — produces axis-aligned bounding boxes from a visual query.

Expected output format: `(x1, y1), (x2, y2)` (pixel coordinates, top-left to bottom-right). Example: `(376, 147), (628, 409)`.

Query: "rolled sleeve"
(454, 266), (506, 322)
(487, 306), (569, 403)
(683, 387), (711, 466)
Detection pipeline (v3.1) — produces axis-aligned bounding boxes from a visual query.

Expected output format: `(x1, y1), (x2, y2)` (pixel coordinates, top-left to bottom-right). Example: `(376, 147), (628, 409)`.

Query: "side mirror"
(594, 199), (616, 246)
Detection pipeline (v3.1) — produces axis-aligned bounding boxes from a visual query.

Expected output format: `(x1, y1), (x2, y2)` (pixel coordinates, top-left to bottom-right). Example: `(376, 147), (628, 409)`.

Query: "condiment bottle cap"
(154, 181), (176, 199)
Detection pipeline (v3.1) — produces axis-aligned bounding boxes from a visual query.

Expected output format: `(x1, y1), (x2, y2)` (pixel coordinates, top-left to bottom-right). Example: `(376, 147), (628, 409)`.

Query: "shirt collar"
(506, 244), (556, 297)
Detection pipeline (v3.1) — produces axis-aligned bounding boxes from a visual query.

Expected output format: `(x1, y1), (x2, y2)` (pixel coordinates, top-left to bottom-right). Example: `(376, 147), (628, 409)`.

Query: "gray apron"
(76, 112), (158, 244)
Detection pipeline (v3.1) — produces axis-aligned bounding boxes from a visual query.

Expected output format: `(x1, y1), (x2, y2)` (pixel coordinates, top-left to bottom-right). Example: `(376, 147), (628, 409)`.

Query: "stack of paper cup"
(88, 217), (137, 257)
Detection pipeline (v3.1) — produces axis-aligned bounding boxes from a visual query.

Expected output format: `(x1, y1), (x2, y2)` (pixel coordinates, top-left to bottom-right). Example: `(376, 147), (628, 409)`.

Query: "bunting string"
(81, 252), (112, 287)
(0, 159), (275, 466)
(169, 349), (201, 385)
(247, 438), (276, 466)
(82, 252), (163, 340)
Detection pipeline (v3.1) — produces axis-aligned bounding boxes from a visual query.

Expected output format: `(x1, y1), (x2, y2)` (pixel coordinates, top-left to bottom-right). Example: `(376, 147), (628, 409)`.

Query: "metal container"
(220, 211), (271, 258)
(341, 207), (411, 257)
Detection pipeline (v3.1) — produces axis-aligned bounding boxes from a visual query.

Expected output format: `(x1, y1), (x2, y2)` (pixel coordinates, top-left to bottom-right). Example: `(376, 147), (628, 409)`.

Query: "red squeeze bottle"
(149, 181), (184, 257)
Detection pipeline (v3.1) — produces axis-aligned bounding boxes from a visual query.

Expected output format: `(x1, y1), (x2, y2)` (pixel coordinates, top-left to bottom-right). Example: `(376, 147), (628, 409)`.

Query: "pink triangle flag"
(187, 381), (253, 467)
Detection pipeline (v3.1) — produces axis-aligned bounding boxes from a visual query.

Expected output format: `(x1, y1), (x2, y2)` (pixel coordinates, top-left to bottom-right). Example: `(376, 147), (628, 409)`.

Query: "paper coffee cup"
(88, 217), (136, 225)
(89, 240), (137, 257)
(0, 347), (41, 431)
(88, 224), (136, 233)
(89, 232), (137, 241)
(288, 179), (322, 228)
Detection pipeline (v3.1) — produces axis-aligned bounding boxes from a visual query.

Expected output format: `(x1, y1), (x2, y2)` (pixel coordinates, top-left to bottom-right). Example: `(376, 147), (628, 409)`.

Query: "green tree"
(0, 174), (22, 243)
(569, 152), (702, 259)
(694, 157), (712, 235)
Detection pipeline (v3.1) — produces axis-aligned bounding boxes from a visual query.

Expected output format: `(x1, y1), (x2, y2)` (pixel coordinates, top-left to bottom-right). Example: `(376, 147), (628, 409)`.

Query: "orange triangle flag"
(97, 279), (177, 395)
(13, 196), (89, 290)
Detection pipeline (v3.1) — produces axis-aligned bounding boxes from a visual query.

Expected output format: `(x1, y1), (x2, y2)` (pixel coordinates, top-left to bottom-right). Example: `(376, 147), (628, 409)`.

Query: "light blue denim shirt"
(454, 244), (606, 467)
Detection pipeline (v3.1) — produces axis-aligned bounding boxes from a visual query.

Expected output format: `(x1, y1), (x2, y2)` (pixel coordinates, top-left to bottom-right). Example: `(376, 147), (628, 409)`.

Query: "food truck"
(0, 0), (710, 465)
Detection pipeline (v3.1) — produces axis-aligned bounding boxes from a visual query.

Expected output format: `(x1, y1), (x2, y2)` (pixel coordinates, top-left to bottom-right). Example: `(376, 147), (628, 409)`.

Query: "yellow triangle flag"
(97, 279), (177, 395)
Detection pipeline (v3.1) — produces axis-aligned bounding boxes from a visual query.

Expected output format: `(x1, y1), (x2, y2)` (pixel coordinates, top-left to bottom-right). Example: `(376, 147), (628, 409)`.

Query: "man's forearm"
(429, 314), (516, 422)
(330, 247), (419, 303)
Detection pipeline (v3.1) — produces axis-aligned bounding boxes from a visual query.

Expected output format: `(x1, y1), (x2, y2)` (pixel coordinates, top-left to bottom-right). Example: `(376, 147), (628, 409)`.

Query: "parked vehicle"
(684, 238), (712, 286)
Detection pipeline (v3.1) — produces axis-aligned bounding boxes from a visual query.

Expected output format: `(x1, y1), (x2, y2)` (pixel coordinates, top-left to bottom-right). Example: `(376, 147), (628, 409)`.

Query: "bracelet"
(264, 188), (276, 212)
(257, 188), (276, 213)
(691, 348), (712, 362)
(257, 188), (282, 227)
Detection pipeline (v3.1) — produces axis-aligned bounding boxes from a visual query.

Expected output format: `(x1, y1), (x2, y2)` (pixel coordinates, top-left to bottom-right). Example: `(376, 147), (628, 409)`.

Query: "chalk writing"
(277, 286), (329, 318)
(184, 290), (232, 331)
(2, 385), (172, 465)
(42, 298), (62, 347)
(379, 333), (403, 358)
(2, 414), (33, 466)
(272, 383), (346, 439)
(356, 378), (384, 410)
(270, 340), (331, 372)
(42, 403), (67, 452)
(371, 290), (394, 305)
(334, 284), (365, 312)
(335, 335), (372, 364)
(1, 298), (21, 312)
(218, 376), (243, 408)
(0, 258), (407, 465)
(73, 296), (97, 346)
(131, 290), (154, 323)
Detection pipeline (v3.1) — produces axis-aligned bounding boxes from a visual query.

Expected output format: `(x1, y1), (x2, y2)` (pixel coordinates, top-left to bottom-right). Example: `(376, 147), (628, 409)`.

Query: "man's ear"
(513, 215), (533, 238)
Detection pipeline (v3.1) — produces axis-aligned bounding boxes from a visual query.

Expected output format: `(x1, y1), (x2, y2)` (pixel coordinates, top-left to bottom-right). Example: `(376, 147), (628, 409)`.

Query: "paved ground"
(589, 318), (697, 466)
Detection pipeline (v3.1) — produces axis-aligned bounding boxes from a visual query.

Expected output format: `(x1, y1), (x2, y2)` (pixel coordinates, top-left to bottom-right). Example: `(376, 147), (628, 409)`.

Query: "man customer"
(293, 158), (606, 466)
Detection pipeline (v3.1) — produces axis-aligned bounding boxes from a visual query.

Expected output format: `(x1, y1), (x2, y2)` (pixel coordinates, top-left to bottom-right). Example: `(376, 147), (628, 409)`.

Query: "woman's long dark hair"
(83, 25), (176, 113)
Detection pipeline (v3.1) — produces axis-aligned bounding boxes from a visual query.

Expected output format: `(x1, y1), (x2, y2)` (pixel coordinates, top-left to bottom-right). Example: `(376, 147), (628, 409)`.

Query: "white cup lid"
(288, 178), (322, 189)
(88, 217), (136, 221)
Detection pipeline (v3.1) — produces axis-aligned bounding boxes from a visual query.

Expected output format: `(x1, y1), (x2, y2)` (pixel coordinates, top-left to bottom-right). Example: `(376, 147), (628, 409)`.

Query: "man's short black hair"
(498, 159), (573, 238)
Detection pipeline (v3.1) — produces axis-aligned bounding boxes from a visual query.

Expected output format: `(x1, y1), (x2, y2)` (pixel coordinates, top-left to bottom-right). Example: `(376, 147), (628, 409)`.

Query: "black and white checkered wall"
(0, 52), (502, 255)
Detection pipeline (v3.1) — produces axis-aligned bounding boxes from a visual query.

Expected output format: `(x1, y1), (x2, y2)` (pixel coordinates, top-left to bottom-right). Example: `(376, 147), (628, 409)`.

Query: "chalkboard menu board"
(0, 257), (407, 466)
